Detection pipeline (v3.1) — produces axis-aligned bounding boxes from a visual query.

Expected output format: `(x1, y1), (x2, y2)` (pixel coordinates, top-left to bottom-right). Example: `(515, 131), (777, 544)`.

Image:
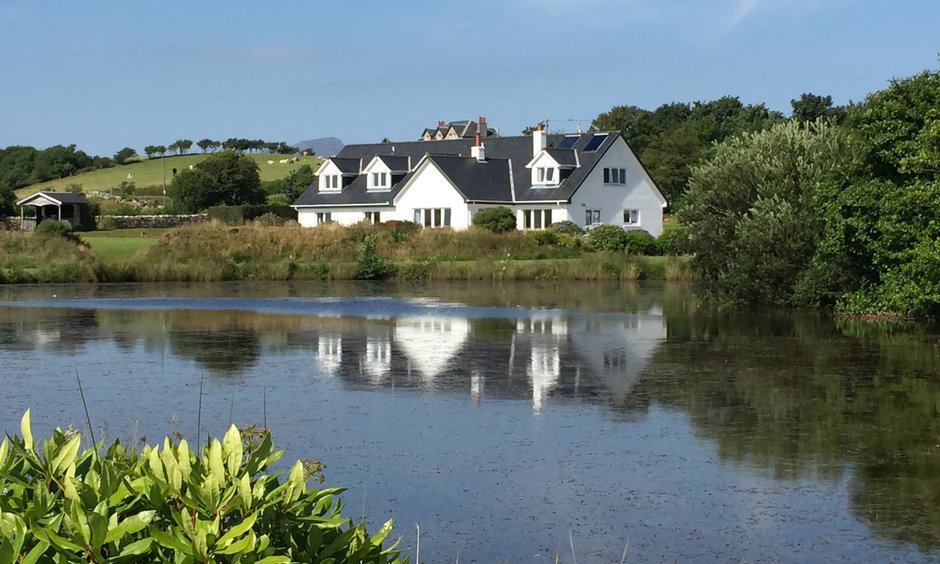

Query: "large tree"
(173, 151), (264, 212)
(679, 120), (853, 306)
(113, 146), (137, 165)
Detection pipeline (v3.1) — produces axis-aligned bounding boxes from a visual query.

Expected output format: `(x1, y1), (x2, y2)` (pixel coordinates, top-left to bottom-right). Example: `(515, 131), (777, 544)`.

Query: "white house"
(292, 120), (666, 235)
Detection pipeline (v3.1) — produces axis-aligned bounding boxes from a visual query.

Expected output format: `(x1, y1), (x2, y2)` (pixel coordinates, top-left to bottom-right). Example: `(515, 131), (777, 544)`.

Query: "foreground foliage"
(0, 411), (405, 563)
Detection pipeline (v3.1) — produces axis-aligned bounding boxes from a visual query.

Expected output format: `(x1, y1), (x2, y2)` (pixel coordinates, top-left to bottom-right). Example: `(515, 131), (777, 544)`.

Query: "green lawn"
(16, 153), (322, 198)
(81, 229), (169, 262)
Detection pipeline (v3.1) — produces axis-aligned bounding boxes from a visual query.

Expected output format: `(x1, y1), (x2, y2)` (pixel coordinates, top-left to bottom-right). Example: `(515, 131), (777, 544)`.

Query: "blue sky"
(1, 1), (937, 156)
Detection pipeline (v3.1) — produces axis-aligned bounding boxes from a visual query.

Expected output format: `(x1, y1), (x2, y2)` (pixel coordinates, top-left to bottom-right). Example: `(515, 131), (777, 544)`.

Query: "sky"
(0, 1), (938, 157)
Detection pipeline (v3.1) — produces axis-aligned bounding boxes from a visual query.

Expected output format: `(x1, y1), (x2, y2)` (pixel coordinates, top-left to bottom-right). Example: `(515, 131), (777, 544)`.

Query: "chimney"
(471, 133), (485, 161)
(478, 115), (487, 139)
(533, 122), (546, 156)
(438, 120), (445, 127)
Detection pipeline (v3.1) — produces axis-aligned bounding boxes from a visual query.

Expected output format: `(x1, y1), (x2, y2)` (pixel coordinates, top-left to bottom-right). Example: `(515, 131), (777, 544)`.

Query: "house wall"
(393, 164), (472, 228)
(569, 136), (665, 236)
(297, 207), (390, 227)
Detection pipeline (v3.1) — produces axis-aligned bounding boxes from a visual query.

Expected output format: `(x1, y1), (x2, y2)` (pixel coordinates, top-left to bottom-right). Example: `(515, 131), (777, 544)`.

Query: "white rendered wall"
(296, 207), (390, 227)
(569, 137), (665, 236)
(393, 164), (471, 228)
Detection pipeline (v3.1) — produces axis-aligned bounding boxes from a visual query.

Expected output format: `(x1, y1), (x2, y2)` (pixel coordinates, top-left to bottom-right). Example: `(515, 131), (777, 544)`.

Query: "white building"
(292, 120), (666, 235)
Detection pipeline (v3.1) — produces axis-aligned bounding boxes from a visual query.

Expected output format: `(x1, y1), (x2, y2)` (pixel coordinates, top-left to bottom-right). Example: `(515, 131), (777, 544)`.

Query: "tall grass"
(0, 231), (100, 283)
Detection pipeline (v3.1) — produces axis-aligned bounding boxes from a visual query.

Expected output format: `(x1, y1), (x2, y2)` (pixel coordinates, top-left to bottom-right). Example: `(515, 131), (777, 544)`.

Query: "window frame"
(623, 209), (639, 225)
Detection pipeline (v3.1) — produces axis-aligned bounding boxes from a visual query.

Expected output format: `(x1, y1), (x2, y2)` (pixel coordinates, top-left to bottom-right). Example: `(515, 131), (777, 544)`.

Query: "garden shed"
(16, 191), (91, 230)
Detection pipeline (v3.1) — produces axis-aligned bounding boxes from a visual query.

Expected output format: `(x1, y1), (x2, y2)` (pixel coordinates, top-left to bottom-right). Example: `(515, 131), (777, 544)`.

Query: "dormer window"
(536, 166), (557, 185)
(320, 174), (340, 191)
(370, 172), (389, 190)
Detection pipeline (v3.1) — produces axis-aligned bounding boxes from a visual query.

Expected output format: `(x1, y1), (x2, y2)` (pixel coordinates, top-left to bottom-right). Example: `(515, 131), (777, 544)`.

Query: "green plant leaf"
(215, 511), (256, 549)
(50, 433), (81, 477)
(20, 410), (33, 451)
(149, 526), (193, 554)
(105, 510), (156, 544)
(118, 536), (153, 556)
(208, 439), (225, 484)
(20, 540), (50, 564)
(222, 424), (243, 476)
(255, 556), (292, 564)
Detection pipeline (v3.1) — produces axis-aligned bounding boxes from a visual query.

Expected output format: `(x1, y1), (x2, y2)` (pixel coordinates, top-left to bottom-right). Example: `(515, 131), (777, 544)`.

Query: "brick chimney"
(438, 120), (445, 127)
(471, 132), (485, 161)
(478, 115), (487, 139)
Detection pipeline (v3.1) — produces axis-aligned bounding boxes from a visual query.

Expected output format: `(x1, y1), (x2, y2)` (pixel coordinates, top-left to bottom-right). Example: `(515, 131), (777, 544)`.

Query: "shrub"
(622, 229), (658, 255)
(0, 411), (404, 562)
(657, 223), (690, 255)
(472, 206), (517, 233)
(586, 224), (628, 251)
(208, 205), (297, 226)
(524, 230), (559, 246)
(36, 219), (73, 237)
(254, 212), (286, 227)
(385, 220), (420, 243)
(356, 234), (393, 280)
(548, 220), (583, 235)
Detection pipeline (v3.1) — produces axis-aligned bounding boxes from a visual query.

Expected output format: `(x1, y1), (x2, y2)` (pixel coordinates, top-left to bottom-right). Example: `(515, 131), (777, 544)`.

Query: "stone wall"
(96, 214), (210, 229)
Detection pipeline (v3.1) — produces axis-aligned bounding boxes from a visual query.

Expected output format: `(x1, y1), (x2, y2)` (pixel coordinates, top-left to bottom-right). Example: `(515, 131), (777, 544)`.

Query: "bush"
(548, 220), (583, 235)
(254, 212), (286, 227)
(524, 230), (559, 246)
(622, 229), (658, 255)
(356, 234), (393, 280)
(0, 411), (404, 562)
(586, 224), (628, 251)
(657, 223), (689, 255)
(208, 205), (297, 226)
(472, 206), (517, 233)
(385, 220), (420, 243)
(36, 219), (73, 237)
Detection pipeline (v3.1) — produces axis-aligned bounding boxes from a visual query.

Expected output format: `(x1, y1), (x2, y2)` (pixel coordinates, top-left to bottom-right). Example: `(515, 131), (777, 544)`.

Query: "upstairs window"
(321, 174), (340, 190)
(535, 166), (557, 185)
(370, 172), (389, 190)
(603, 168), (626, 185)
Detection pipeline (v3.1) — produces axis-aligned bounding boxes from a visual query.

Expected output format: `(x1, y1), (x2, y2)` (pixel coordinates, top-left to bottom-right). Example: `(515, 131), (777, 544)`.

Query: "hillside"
(15, 153), (322, 198)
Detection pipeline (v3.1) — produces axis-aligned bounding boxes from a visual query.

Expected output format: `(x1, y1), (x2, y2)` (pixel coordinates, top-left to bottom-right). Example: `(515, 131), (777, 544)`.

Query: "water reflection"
(2, 283), (940, 558)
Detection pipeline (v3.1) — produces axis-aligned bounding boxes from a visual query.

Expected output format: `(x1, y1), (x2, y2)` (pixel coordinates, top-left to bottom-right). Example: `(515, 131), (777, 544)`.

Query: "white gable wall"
(569, 136), (665, 236)
(297, 206), (391, 227)
(392, 163), (471, 228)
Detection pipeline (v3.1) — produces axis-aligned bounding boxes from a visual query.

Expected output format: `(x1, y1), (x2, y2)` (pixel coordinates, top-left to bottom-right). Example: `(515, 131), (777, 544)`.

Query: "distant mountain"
(293, 137), (344, 156)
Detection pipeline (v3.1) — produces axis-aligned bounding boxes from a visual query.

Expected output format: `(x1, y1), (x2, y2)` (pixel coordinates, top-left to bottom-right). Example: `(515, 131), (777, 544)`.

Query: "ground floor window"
(585, 209), (601, 226)
(364, 211), (381, 224)
(522, 209), (553, 229)
(316, 212), (332, 224)
(413, 208), (451, 228)
(623, 209), (639, 225)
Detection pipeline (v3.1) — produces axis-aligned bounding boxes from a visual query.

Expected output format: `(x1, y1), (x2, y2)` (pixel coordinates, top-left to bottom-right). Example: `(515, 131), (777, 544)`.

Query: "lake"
(1, 280), (939, 562)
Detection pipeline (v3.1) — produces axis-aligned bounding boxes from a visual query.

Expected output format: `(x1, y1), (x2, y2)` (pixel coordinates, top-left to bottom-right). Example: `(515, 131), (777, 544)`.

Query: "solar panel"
(559, 136), (579, 149)
(583, 134), (607, 152)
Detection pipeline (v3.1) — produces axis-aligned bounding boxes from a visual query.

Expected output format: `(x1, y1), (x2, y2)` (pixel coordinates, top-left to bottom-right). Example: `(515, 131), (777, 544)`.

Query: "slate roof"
(293, 132), (620, 207)
(17, 191), (90, 206)
(375, 155), (410, 172)
(329, 158), (362, 174)
(543, 148), (578, 167)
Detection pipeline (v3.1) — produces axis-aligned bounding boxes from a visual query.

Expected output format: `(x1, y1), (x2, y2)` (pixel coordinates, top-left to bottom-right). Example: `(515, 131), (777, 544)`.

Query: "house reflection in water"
(309, 309), (665, 411)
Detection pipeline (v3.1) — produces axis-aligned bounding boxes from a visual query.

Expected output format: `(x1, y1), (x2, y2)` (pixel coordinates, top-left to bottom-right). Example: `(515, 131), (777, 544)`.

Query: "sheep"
(279, 158), (290, 164)
(267, 160), (275, 165)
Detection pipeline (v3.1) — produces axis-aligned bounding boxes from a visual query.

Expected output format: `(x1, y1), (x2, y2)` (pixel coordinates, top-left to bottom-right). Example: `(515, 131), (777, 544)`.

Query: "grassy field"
(80, 229), (169, 262)
(14, 153), (322, 198)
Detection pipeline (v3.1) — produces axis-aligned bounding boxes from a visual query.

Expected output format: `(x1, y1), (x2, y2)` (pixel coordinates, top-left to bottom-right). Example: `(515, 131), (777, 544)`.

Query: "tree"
(176, 139), (193, 155)
(590, 106), (652, 152)
(283, 164), (315, 200)
(472, 206), (517, 232)
(679, 120), (853, 306)
(791, 93), (847, 125)
(196, 138), (216, 153)
(155, 145), (167, 157)
(173, 150), (264, 212)
(113, 146), (137, 165)
(144, 145), (159, 159)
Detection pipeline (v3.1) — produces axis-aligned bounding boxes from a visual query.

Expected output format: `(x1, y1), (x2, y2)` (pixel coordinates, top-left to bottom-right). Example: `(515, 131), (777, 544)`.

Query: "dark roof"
(293, 132), (620, 207)
(543, 148), (578, 167)
(329, 158), (361, 174)
(18, 191), (90, 206)
(427, 156), (512, 201)
(376, 155), (410, 172)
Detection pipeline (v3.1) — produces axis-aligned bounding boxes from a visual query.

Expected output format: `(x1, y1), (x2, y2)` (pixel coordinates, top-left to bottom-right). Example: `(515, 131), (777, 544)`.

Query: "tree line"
(671, 68), (940, 317)
(590, 93), (846, 207)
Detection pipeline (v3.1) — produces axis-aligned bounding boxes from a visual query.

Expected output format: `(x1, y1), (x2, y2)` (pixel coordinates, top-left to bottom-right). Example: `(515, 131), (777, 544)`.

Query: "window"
(370, 172), (389, 190)
(535, 167), (556, 185)
(623, 209), (639, 225)
(585, 209), (601, 226)
(522, 209), (554, 230)
(316, 212), (332, 224)
(413, 208), (451, 228)
(321, 174), (340, 190)
(364, 211), (381, 224)
(603, 168), (626, 185)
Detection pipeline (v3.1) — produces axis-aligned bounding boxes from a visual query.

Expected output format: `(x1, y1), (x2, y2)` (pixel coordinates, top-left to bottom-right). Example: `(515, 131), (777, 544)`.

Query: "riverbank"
(0, 223), (692, 283)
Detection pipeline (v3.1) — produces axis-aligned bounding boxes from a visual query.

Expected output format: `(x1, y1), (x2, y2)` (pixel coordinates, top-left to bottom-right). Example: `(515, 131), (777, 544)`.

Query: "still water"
(1, 281), (939, 562)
